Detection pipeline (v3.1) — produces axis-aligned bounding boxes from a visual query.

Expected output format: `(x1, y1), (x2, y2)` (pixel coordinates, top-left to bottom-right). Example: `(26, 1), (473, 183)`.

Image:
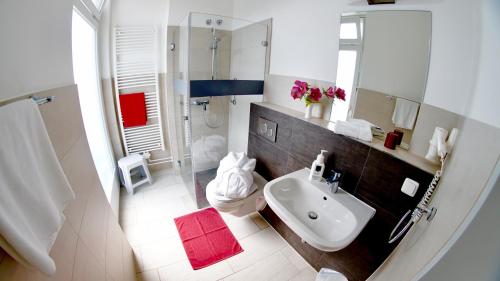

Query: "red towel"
(119, 92), (147, 128)
(174, 208), (243, 270)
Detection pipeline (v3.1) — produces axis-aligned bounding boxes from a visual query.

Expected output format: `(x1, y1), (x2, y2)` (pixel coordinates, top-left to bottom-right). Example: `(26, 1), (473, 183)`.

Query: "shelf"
(254, 102), (439, 174)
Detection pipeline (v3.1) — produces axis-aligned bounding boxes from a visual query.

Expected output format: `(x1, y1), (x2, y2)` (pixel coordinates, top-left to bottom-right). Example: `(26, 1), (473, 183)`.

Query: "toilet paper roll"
(401, 178), (419, 197)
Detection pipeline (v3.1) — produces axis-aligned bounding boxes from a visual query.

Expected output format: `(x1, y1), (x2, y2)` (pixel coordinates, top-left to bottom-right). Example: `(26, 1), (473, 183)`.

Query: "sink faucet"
(325, 170), (343, 193)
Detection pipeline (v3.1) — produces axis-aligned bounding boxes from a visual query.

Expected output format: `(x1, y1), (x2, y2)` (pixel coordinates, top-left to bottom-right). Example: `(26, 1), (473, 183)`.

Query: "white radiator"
(113, 26), (169, 163)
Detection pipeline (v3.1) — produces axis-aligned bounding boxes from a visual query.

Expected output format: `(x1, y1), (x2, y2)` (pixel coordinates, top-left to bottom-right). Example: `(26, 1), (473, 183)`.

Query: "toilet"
(206, 172), (268, 217)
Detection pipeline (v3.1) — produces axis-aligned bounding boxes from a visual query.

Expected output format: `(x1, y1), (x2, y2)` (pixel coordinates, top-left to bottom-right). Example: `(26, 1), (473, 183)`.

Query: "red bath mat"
(174, 208), (243, 270)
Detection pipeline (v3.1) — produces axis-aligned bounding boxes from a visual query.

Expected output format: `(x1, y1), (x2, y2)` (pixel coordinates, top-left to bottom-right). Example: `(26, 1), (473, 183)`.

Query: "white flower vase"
(318, 98), (333, 119)
(304, 105), (313, 119)
(305, 103), (326, 119)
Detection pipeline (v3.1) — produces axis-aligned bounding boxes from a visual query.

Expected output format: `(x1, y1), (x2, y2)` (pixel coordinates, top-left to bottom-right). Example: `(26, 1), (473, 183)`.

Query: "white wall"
(0, 0), (74, 100)
(419, 163), (500, 281)
(168, 0), (234, 25)
(111, 0), (169, 26)
(232, 0), (484, 122)
(466, 0), (500, 128)
(109, 0), (170, 73)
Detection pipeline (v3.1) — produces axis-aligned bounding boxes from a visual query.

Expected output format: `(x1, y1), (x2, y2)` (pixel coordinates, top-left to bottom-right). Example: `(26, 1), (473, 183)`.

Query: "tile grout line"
(353, 147), (372, 195)
(125, 171), (314, 280)
(256, 213), (318, 273)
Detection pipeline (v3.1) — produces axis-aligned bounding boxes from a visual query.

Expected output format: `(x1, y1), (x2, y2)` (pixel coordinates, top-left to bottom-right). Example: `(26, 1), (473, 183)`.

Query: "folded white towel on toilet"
(214, 152), (257, 199)
(333, 119), (374, 142)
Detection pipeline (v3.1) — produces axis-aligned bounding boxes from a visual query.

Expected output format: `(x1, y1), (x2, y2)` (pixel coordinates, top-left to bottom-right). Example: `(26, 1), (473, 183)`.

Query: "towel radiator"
(113, 26), (170, 164)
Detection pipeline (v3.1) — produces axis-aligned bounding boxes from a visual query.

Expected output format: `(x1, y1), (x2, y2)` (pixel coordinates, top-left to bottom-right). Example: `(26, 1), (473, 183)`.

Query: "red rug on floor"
(174, 207), (243, 270)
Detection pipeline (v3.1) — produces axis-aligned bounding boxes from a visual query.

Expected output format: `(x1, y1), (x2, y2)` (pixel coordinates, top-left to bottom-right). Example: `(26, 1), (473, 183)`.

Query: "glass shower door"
(173, 16), (195, 201)
(187, 13), (269, 208)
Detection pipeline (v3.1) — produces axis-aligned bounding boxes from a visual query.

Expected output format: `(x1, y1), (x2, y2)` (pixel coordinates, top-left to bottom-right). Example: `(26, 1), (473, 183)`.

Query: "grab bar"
(32, 96), (55, 105)
(0, 95), (55, 107)
(388, 210), (413, 244)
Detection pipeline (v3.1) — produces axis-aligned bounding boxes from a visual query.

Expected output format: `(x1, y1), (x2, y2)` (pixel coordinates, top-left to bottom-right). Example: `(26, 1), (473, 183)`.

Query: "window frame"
(72, 0), (117, 203)
(331, 16), (365, 122)
(74, 0), (105, 21)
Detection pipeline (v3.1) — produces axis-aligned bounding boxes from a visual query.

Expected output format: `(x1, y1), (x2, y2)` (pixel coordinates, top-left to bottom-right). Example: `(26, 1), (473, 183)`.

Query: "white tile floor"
(119, 169), (317, 281)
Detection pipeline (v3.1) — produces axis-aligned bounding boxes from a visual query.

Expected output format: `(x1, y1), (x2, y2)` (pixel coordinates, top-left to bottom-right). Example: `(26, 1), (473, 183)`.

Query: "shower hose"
(388, 155), (446, 244)
(203, 98), (223, 129)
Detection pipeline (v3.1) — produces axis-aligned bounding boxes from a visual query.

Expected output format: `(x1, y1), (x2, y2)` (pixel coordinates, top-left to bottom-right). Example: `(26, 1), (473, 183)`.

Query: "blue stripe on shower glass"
(190, 80), (264, 97)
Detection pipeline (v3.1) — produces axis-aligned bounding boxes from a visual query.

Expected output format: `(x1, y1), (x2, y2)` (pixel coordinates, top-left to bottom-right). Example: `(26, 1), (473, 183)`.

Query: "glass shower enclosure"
(173, 13), (270, 208)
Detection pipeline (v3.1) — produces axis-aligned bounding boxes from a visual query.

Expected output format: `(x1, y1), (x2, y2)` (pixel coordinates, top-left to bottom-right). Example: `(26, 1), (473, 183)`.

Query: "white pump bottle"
(309, 150), (327, 181)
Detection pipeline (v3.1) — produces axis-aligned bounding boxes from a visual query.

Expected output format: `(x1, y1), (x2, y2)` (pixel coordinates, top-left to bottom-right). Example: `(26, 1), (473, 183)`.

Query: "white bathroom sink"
(263, 168), (375, 252)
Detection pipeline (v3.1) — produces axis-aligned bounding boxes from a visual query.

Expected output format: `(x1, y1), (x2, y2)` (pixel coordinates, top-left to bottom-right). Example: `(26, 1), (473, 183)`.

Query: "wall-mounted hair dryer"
(425, 127), (459, 164)
(389, 126), (459, 243)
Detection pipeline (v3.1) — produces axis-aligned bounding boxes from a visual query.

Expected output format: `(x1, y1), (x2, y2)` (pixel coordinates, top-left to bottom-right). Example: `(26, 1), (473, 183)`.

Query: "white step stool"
(118, 154), (152, 194)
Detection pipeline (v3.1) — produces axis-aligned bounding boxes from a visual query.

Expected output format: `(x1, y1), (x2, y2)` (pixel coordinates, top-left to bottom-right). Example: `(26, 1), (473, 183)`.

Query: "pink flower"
(309, 87), (322, 102)
(295, 80), (309, 93)
(290, 86), (303, 100)
(335, 87), (346, 101)
(291, 80), (309, 100)
(324, 86), (335, 98)
(291, 86), (302, 99)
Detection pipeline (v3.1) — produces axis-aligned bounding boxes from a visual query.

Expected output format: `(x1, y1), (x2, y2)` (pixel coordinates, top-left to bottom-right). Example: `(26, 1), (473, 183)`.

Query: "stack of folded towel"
(333, 119), (383, 142)
(212, 152), (257, 199)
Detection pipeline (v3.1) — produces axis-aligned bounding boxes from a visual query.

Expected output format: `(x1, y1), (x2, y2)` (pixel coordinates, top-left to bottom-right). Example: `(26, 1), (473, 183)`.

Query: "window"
(77, 0), (104, 18)
(331, 16), (364, 122)
(91, 0), (104, 10)
(72, 1), (116, 203)
(340, 23), (358, 39)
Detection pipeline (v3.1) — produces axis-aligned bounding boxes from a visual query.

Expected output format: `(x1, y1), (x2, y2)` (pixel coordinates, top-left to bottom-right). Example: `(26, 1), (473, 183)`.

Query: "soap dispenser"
(309, 150), (327, 181)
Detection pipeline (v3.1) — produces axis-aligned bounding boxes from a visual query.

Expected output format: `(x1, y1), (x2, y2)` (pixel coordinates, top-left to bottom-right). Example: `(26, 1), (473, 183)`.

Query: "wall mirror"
(331, 10), (431, 147)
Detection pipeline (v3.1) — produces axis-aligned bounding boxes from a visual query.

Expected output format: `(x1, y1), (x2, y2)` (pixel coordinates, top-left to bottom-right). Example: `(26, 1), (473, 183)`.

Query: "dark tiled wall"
(248, 104), (433, 281)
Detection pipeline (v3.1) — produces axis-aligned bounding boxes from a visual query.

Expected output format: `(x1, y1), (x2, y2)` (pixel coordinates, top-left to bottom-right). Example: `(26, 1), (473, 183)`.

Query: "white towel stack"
(213, 152), (257, 199)
(333, 119), (378, 142)
(392, 98), (420, 130)
(0, 99), (75, 275)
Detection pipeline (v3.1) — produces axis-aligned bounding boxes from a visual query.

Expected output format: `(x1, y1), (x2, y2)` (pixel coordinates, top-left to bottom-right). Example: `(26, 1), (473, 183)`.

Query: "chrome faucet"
(325, 170), (343, 194)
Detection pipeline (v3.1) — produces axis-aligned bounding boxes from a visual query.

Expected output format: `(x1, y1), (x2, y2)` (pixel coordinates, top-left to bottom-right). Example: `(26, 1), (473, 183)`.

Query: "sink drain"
(307, 211), (318, 220)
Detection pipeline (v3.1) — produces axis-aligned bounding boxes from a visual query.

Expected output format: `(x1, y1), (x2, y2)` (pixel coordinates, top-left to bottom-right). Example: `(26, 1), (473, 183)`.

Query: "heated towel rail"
(113, 26), (170, 164)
